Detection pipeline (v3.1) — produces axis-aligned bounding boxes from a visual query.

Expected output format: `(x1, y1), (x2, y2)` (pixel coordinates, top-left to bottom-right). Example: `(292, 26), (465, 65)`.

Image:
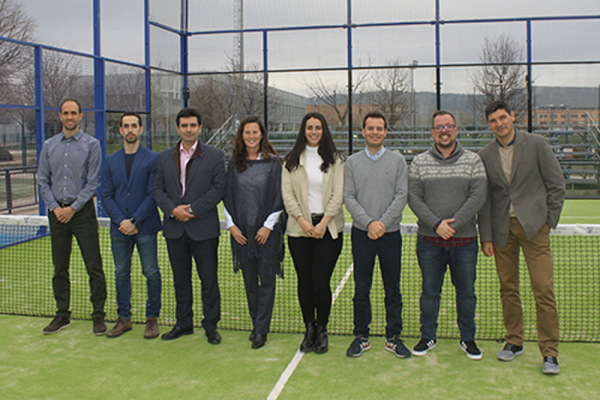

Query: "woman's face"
(304, 117), (323, 148)
(242, 122), (262, 153)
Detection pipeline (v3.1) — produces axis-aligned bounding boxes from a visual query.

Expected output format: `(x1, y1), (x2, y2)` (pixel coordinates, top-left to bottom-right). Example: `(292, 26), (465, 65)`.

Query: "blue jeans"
(416, 236), (478, 341)
(351, 227), (403, 338)
(111, 233), (162, 319)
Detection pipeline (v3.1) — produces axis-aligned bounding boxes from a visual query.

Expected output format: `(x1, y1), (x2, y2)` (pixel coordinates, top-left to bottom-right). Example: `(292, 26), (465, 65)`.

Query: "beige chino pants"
(494, 218), (559, 358)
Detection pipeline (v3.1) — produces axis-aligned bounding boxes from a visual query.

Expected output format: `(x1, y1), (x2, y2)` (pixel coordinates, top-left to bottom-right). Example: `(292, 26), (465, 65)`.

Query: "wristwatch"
(130, 217), (137, 226)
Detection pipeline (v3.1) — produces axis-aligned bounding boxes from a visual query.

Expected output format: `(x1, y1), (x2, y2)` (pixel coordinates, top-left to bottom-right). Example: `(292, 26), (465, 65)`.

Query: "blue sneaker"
(385, 336), (411, 358)
(346, 336), (370, 357)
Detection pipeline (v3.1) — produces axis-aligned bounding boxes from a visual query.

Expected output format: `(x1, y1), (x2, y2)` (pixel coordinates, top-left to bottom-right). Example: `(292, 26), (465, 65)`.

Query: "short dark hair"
(60, 98), (82, 113)
(176, 107), (202, 126)
(431, 110), (456, 127)
(120, 112), (142, 127)
(362, 111), (387, 130)
(485, 101), (512, 120)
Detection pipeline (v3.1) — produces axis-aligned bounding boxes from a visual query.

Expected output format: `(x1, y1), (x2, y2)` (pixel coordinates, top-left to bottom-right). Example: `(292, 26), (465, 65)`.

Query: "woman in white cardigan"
(282, 112), (344, 354)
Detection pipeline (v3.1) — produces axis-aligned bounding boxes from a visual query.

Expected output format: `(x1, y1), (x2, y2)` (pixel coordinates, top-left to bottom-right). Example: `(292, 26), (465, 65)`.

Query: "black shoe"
(252, 333), (267, 349)
(249, 329), (256, 342)
(314, 324), (328, 354)
(92, 317), (107, 336)
(300, 322), (316, 353)
(412, 338), (437, 356)
(205, 329), (221, 345)
(161, 326), (193, 341)
(43, 316), (70, 335)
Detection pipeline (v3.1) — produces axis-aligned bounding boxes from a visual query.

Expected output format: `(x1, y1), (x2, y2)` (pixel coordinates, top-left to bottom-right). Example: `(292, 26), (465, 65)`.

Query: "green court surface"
(1, 315), (599, 400)
(0, 200), (598, 399)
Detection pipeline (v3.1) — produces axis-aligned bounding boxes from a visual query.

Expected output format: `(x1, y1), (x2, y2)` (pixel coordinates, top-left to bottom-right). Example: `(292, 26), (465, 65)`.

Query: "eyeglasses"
(432, 124), (456, 132)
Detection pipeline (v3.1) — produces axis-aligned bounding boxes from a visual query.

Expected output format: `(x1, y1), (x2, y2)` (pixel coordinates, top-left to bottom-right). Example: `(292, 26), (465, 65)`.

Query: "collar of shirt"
(179, 140), (198, 156)
(364, 146), (386, 161)
(61, 129), (83, 141)
(496, 130), (517, 147)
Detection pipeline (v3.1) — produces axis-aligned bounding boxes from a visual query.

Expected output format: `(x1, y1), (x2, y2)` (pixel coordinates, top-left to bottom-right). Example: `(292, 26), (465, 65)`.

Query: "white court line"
(266, 262), (355, 400)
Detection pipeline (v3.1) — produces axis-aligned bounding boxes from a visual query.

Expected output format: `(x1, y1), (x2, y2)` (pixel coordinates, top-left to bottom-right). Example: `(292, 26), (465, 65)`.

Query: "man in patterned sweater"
(408, 110), (487, 360)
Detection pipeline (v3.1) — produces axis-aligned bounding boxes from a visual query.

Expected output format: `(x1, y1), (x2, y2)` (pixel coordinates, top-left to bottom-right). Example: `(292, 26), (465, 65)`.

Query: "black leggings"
(288, 230), (343, 326)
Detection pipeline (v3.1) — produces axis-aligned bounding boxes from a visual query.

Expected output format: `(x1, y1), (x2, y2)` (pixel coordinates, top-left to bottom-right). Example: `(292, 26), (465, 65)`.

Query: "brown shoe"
(105, 318), (132, 338)
(144, 317), (159, 339)
(93, 317), (108, 336)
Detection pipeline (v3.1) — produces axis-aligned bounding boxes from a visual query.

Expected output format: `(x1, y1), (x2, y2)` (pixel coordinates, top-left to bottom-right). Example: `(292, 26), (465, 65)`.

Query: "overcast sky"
(18, 0), (600, 96)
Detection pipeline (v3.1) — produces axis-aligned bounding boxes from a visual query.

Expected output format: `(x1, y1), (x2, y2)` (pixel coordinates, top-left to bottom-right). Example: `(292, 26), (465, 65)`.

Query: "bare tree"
(190, 61), (280, 136)
(369, 61), (411, 128)
(470, 34), (527, 116)
(0, 0), (36, 97)
(304, 70), (370, 127)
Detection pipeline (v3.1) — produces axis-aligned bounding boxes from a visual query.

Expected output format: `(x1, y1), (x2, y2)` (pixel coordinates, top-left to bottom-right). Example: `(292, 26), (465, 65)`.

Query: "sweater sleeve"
(379, 155), (408, 228)
(408, 156), (440, 230)
(344, 156), (373, 228)
(450, 155), (487, 230)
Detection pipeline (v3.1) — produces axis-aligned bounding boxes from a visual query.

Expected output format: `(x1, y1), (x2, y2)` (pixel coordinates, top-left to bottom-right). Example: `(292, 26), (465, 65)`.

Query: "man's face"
(487, 108), (516, 141)
(431, 114), (458, 150)
(362, 117), (387, 149)
(59, 101), (83, 132)
(176, 116), (201, 148)
(119, 115), (143, 144)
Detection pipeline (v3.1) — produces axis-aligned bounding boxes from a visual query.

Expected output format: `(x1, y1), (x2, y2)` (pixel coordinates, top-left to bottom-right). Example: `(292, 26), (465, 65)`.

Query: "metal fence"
(1, 0), (600, 213)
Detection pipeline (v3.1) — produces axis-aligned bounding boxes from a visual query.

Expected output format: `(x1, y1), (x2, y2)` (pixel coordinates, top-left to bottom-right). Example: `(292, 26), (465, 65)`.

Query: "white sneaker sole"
(460, 343), (483, 360)
(412, 342), (437, 356)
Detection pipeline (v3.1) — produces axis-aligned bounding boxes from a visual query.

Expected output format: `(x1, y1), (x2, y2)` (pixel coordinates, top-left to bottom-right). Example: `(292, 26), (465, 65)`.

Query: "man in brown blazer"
(478, 101), (565, 375)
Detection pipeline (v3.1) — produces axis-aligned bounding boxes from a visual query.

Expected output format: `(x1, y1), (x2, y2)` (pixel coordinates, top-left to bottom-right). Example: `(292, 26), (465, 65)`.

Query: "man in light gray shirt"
(38, 99), (107, 336)
(344, 111), (409, 359)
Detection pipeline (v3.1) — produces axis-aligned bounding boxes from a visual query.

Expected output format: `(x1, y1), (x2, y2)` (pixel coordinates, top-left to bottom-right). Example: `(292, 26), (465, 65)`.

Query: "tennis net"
(0, 215), (598, 341)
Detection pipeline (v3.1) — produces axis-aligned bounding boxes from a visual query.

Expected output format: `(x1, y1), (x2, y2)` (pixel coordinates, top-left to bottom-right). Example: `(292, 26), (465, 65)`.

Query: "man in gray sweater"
(408, 110), (487, 360)
(344, 111), (409, 358)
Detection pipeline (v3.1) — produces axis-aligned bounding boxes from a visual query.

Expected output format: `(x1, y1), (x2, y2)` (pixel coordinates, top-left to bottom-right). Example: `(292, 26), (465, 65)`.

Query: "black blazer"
(153, 141), (226, 241)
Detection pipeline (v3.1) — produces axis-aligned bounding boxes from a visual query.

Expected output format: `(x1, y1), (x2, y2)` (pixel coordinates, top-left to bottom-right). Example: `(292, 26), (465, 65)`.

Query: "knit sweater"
(408, 141), (487, 238)
(344, 149), (408, 232)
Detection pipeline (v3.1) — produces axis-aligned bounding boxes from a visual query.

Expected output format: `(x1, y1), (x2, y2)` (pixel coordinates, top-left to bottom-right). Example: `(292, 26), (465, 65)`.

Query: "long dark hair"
(232, 116), (279, 172)
(283, 112), (341, 173)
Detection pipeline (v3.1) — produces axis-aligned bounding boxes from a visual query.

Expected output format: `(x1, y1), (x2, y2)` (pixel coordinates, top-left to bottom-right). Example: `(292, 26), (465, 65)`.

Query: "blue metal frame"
(34, 46), (46, 216)
(144, 0), (152, 148)
(0, 1), (598, 211)
(346, 0), (354, 154)
(94, 0), (107, 217)
(263, 31), (269, 130)
(180, 0), (189, 108)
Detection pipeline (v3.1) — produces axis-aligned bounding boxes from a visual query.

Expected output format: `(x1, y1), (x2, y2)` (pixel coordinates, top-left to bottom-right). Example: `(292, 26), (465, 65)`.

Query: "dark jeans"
(48, 200), (106, 318)
(241, 258), (276, 335)
(351, 227), (402, 338)
(416, 236), (478, 341)
(166, 233), (220, 331)
(111, 233), (162, 319)
(288, 231), (343, 326)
